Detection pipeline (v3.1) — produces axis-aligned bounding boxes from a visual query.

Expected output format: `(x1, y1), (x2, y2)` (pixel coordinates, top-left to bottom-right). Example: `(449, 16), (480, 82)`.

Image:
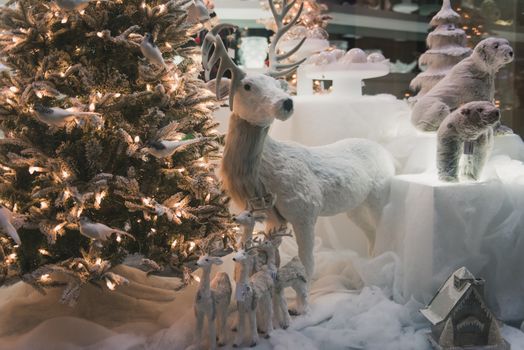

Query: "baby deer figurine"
(232, 195), (276, 281)
(232, 195), (276, 249)
(194, 254), (232, 349)
(232, 248), (274, 347)
(257, 227), (309, 329)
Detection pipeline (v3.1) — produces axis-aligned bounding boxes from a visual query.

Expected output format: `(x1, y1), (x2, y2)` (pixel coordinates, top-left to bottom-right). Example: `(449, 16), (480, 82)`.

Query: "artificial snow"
(1, 238), (524, 349)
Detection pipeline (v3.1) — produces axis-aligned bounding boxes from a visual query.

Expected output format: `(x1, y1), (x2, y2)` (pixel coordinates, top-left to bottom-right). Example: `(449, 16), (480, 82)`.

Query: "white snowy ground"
(1, 238), (524, 350)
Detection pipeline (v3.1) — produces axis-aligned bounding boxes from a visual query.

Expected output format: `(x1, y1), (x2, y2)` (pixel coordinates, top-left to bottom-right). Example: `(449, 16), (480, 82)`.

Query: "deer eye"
(244, 84), (251, 91)
(494, 43), (499, 49)
(205, 258), (209, 262)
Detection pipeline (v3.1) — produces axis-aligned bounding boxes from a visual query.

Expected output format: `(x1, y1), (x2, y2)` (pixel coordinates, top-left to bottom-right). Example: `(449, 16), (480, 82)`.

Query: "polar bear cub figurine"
(412, 37), (513, 132)
(437, 101), (500, 182)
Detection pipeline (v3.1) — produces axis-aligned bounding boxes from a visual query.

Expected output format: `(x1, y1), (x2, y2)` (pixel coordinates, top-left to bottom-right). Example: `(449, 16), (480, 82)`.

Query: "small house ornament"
(421, 267), (510, 350)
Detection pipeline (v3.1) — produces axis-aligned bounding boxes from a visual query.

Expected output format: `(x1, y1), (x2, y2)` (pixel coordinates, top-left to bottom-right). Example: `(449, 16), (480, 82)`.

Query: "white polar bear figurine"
(437, 101), (500, 182)
(412, 37), (513, 132)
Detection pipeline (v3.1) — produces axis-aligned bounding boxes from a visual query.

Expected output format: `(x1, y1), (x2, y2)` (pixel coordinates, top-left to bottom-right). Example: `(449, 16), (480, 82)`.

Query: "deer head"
(195, 236), (224, 269)
(202, 15), (304, 127)
(232, 245), (258, 263)
(197, 255), (224, 268)
(233, 210), (267, 227)
(261, 225), (293, 250)
(232, 195), (276, 226)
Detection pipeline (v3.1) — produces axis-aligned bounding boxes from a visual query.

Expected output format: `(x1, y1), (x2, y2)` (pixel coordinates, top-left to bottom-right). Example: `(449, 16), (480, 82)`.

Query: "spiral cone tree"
(410, 0), (472, 97)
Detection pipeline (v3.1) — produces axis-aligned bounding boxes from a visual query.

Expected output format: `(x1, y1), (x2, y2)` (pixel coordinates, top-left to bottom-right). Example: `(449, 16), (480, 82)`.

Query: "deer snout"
(283, 98), (293, 112)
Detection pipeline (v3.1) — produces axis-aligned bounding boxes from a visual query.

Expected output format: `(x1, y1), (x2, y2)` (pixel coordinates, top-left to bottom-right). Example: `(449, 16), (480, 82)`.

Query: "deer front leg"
(194, 311), (204, 348)
(248, 307), (258, 347)
(265, 293), (274, 338)
(217, 307), (228, 346)
(234, 302), (245, 347)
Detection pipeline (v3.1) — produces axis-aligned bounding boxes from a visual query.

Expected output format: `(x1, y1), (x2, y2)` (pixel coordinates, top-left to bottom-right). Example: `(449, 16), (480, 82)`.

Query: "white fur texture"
(220, 73), (395, 277)
(411, 37), (513, 131)
(437, 101), (500, 182)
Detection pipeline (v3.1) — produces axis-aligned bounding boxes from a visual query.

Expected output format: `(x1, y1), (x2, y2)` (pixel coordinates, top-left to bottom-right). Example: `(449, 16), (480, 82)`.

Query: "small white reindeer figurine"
(194, 254), (232, 349)
(232, 248), (274, 347)
(232, 197), (272, 249)
(203, 15), (395, 277)
(257, 227), (308, 329)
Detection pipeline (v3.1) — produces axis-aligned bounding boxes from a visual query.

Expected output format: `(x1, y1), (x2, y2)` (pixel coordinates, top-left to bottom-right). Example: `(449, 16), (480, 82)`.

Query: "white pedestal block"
(375, 173), (524, 322)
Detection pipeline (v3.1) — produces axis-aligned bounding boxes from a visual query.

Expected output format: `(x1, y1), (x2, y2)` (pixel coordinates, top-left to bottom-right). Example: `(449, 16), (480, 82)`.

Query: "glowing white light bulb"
(106, 278), (116, 291)
(38, 248), (50, 255)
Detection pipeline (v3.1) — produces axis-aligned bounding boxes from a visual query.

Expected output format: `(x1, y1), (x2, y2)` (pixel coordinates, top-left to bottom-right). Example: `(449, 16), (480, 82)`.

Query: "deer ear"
(205, 78), (232, 99)
(212, 257), (223, 265)
(278, 79), (290, 92)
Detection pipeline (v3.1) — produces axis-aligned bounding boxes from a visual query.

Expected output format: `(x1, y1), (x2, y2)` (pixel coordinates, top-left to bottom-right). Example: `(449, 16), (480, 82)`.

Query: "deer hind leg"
(294, 281), (309, 315)
(348, 190), (387, 256)
(276, 288), (291, 329)
(256, 304), (267, 334)
(292, 220), (316, 279)
(347, 204), (376, 255)
(256, 295), (273, 336)
(216, 306), (228, 346)
(248, 306), (259, 347)
(208, 314), (217, 350)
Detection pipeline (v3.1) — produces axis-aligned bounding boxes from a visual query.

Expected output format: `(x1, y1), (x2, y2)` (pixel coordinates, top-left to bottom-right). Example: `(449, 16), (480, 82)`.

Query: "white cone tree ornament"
(410, 0), (472, 97)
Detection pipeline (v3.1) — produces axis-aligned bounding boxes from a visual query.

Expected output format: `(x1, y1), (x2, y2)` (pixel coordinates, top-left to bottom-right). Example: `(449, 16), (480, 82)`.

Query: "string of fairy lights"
(0, 0), (237, 299)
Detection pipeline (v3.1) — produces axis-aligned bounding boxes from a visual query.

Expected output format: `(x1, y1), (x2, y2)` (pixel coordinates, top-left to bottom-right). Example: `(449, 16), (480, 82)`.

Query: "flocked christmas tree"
(410, 0), (472, 97)
(0, 0), (233, 303)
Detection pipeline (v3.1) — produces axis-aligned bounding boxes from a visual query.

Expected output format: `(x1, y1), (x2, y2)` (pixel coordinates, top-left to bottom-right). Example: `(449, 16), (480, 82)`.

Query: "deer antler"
(202, 24), (246, 110)
(267, 225), (293, 239)
(247, 193), (277, 212)
(267, 0), (307, 77)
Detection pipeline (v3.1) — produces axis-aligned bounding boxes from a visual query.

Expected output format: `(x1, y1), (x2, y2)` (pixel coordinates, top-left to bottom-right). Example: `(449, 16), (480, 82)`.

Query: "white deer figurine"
(202, 19), (395, 277)
(232, 248), (274, 347)
(257, 227), (309, 329)
(194, 254), (232, 349)
(232, 196), (273, 249)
